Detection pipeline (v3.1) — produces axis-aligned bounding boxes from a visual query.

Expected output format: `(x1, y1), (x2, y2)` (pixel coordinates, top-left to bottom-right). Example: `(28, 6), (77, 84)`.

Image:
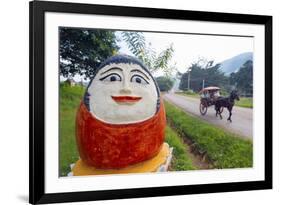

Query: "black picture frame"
(29, 0), (272, 204)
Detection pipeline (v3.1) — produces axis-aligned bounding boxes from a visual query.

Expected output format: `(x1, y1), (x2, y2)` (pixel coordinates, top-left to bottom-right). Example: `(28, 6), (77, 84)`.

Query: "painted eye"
(130, 75), (149, 85)
(99, 73), (122, 82)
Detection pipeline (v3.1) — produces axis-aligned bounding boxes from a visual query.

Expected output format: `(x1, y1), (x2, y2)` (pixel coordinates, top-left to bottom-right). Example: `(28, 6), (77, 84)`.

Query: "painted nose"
(120, 80), (132, 94)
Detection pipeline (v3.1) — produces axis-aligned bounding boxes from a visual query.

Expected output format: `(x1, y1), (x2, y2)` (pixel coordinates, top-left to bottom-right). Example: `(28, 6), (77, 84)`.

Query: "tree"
(229, 60), (253, 96)
(121, 31), (175, 76)
(121, 32), (146, 57)
(204, 64), (228, 88)
(59, 28), (119, 79)
(179, 62), (205, 92)
(179, 59), (228, 92)
(179, 72), (189, 91)
(153, 45), (174, 75)
(156, 76), (174, 92)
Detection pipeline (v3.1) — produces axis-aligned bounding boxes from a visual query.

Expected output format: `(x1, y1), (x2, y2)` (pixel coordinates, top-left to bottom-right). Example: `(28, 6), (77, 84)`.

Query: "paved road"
(164, 93), (253, 139)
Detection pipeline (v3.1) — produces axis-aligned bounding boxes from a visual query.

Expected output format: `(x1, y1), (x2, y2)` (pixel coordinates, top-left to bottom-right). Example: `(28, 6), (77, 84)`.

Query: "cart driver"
(213, 90), (221, 98)
(201, 91), (210, 99)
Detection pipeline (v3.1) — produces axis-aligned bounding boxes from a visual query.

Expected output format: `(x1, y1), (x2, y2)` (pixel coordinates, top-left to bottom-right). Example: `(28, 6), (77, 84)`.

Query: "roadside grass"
(175, 92), (253, 108)
(165, 126), (195, 171)
(59, 85), (196, 176)
(164, 101), (253, 169)
(175, 91), (199, 99)
(235, 97), (253, 108)
(59, 84), (85, 176)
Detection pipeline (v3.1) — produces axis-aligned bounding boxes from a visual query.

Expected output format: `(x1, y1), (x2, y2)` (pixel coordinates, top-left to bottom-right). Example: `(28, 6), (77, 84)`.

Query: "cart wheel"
(219, 107), (224, 114)
(200, 102), (208, 115)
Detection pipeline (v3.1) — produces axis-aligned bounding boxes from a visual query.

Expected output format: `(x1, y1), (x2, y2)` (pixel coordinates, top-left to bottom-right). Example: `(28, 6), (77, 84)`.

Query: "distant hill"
(219, 52), (253, 76)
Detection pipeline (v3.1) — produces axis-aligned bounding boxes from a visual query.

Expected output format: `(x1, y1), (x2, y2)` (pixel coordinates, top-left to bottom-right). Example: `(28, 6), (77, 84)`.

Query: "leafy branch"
(121, 31), (175, 76)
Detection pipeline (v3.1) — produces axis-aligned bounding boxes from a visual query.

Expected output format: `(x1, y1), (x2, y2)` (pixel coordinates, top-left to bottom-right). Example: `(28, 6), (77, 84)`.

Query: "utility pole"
(188, 72), (190, 90)
(187, 68), (191, 91)
(202, 79), (205, 89)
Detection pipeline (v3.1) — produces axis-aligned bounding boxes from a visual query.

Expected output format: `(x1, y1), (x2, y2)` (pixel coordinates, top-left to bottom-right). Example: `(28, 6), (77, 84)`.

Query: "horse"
(214, 90), (240, 122)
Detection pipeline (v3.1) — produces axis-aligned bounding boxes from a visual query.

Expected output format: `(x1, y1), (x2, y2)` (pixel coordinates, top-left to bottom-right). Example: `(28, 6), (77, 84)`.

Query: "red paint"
(111, 95), (142, 103)
(76, 100), (166, 169)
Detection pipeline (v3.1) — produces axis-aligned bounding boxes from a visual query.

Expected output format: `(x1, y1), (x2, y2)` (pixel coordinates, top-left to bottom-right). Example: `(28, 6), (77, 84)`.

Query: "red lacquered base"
(75, 101), (166, 169)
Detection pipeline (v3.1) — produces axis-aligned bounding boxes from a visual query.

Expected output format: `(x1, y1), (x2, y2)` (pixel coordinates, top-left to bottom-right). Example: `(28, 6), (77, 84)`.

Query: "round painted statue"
(72, 55), (172, 176)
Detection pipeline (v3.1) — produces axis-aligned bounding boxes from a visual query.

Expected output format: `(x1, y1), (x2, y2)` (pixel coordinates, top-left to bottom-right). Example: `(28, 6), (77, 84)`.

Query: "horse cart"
(199, 86), (223, 115)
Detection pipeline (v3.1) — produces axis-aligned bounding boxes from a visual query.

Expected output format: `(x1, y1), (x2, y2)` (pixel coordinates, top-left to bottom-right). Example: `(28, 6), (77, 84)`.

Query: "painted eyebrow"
(100, 67), (123, 75)
(130, 69), (150, 80)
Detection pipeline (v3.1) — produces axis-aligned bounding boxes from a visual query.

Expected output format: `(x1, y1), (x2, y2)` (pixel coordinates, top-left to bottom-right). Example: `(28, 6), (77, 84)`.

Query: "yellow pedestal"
(72, 143), (170, 176)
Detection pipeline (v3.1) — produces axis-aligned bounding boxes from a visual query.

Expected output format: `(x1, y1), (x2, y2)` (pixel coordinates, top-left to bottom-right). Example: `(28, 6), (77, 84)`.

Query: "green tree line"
(179, 60), (253, 96)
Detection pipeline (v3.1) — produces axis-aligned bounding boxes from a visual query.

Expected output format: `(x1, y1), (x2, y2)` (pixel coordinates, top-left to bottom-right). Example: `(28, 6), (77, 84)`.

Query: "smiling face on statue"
(77, 55), (165, 168)
(86, 59), (159, 124)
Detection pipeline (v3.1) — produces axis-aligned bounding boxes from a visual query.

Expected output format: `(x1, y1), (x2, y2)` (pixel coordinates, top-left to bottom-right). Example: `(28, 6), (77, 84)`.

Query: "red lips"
(111, 95), (142, 103)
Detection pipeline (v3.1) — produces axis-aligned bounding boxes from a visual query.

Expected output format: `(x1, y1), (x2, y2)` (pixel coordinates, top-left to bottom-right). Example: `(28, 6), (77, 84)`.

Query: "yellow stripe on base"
(72, 143), (170, 176)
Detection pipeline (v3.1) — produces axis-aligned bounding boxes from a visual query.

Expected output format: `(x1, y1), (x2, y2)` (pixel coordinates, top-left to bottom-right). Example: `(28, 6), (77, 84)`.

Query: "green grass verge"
(235, 97), (253, 108)
(175, 91), (199, 99)
(164, 101), (253, 169)
(59, 85), (196, 176)
(59, 84), (85, 176)
(165, 126), (195, 171)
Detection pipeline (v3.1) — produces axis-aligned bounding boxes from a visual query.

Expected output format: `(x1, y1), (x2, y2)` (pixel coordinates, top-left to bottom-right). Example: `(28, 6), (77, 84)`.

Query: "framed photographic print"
(29, 0), (272, 204)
